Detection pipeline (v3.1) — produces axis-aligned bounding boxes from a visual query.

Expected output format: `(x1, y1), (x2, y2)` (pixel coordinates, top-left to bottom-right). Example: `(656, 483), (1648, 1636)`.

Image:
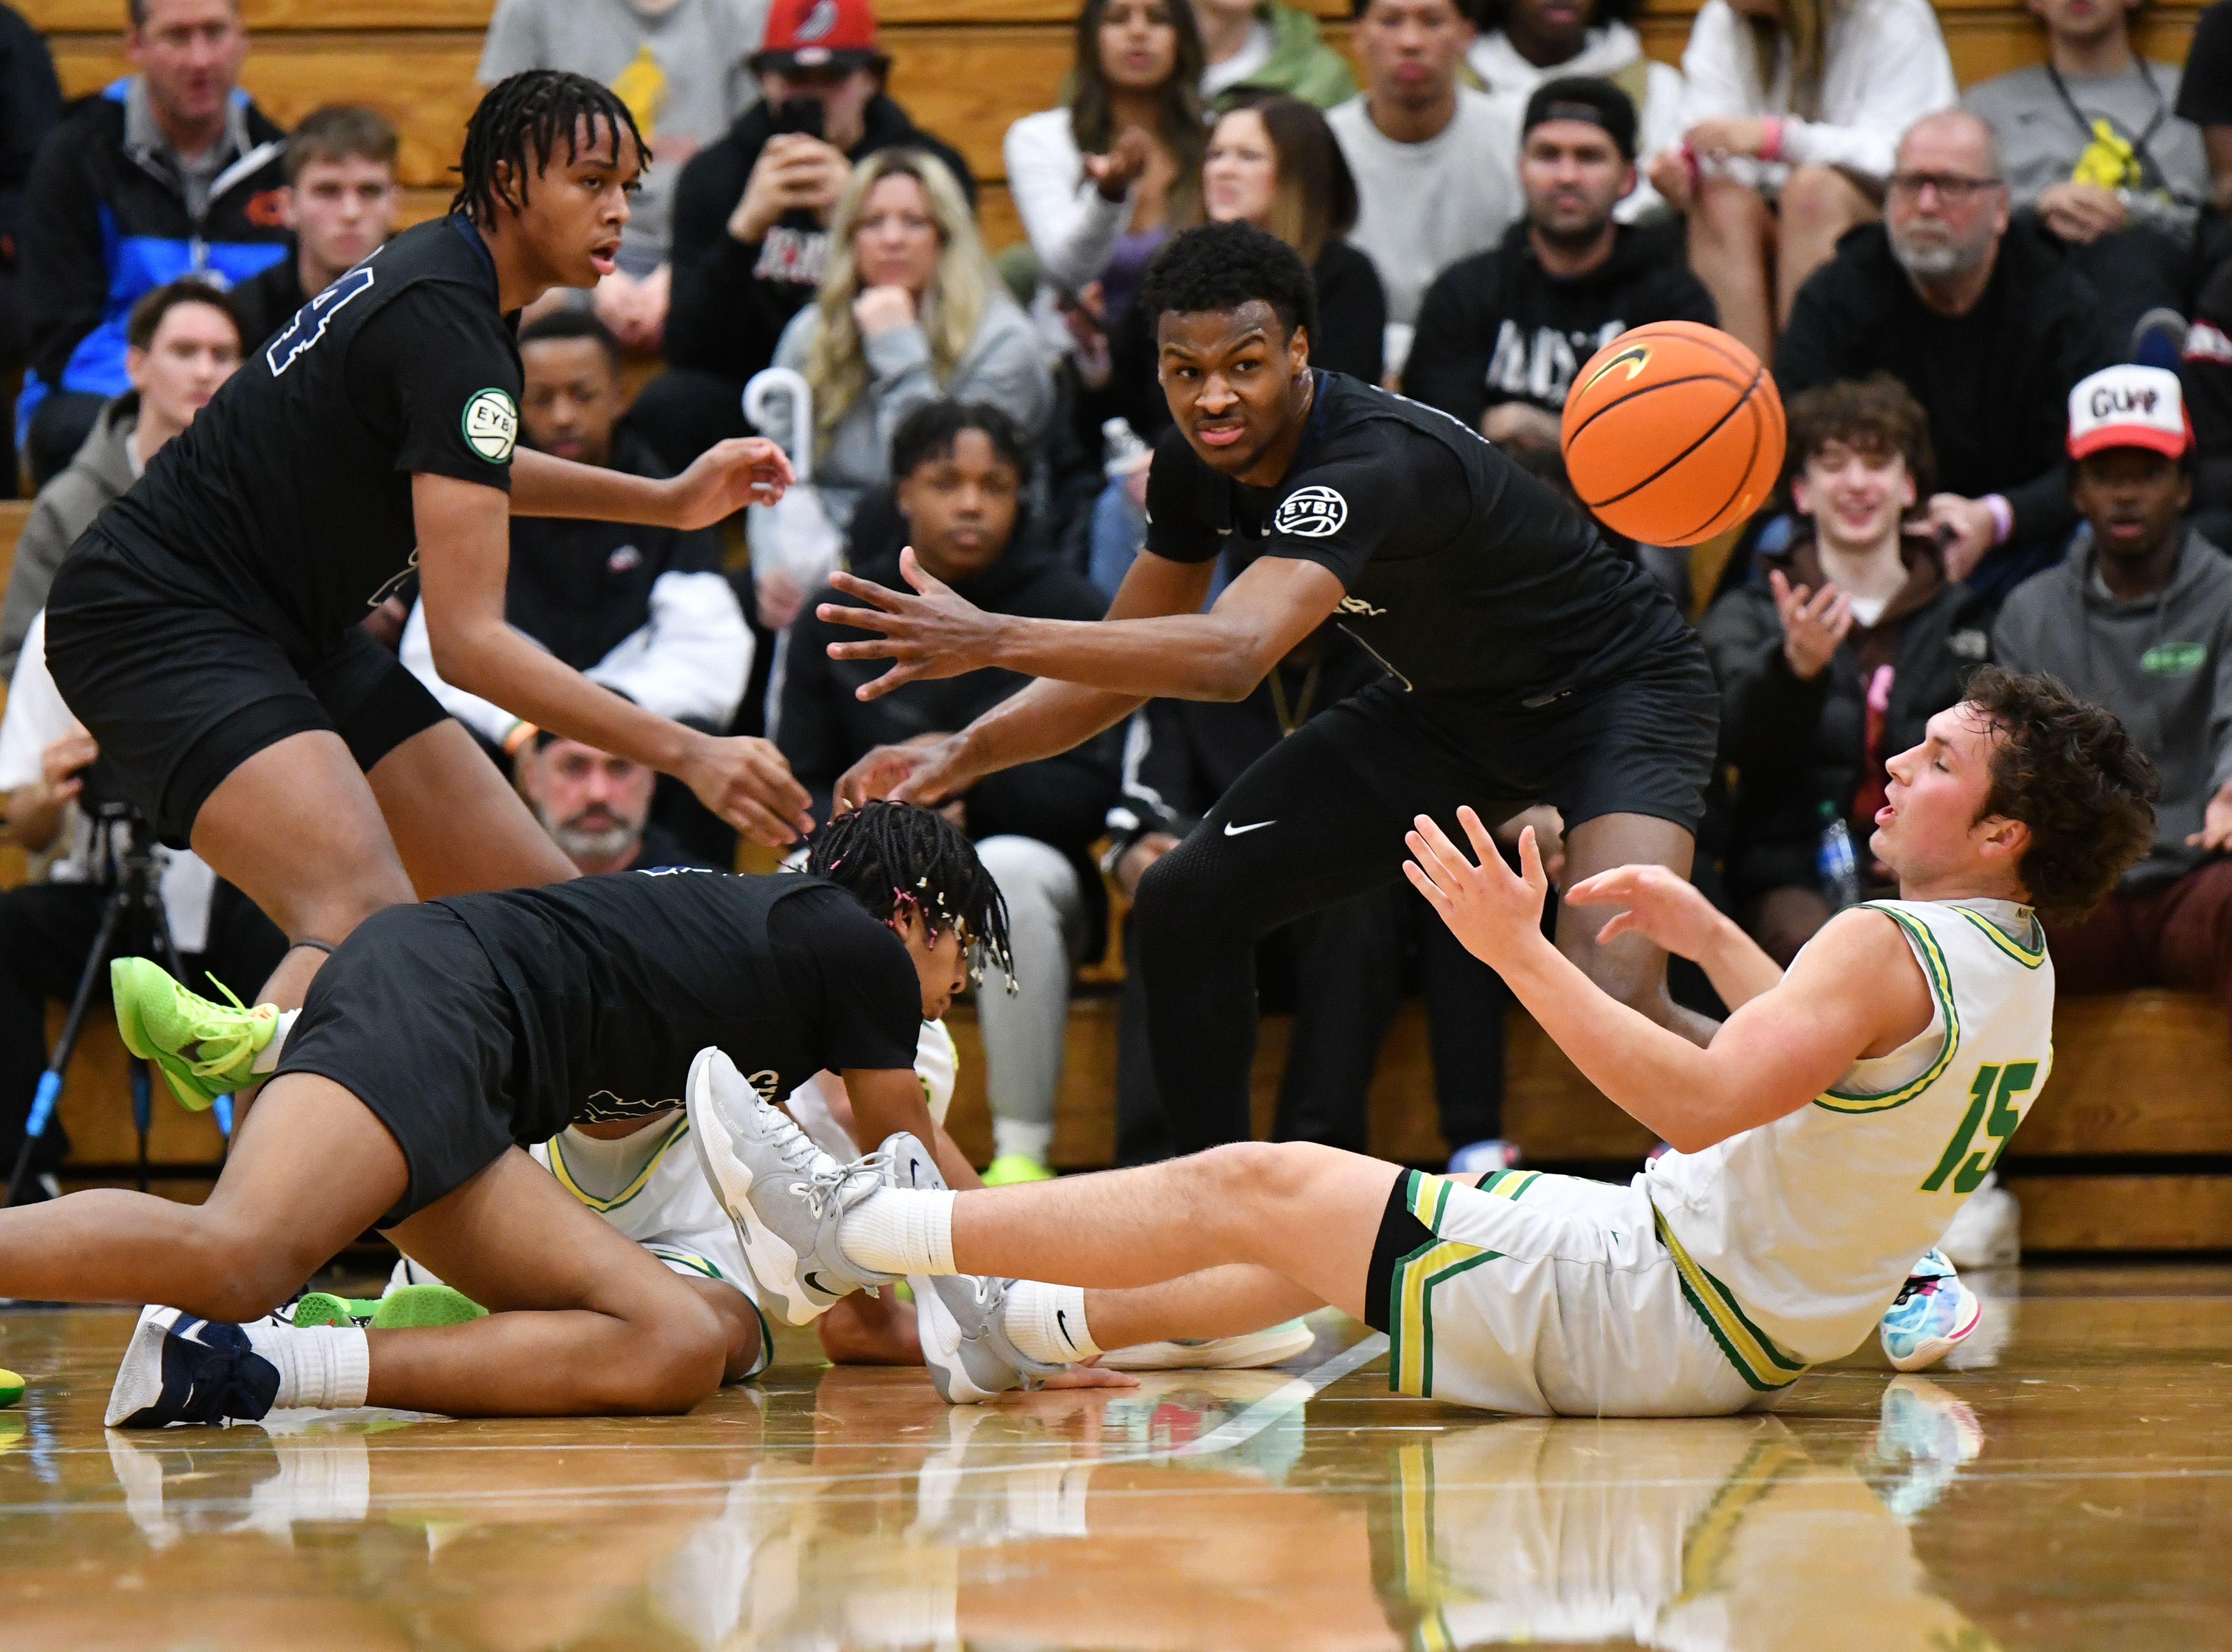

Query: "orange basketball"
(1559, 321), (1786, 547)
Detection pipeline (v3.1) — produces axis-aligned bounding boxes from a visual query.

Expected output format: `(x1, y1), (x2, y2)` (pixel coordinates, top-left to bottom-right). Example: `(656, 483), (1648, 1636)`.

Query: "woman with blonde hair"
(1645, 0), (1955, 359)
(770, 148), (1054, 530)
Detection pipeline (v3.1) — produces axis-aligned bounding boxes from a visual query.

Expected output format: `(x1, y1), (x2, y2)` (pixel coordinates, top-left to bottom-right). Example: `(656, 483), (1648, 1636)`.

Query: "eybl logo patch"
(1273, 485), (1348, 538)
(462, 389), (518, 463)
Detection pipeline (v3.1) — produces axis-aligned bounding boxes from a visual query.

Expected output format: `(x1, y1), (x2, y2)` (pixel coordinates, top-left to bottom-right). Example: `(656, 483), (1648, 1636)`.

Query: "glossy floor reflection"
(0, 1264), (2227, 1650)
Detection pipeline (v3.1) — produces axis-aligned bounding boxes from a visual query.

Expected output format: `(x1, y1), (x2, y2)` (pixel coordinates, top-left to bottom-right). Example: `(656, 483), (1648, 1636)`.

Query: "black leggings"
(1130, 717), (1530, 1154)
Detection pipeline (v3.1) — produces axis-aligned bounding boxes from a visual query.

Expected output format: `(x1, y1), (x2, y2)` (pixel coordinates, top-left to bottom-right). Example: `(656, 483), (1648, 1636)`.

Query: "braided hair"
(804, 802), (1016, 987)
(450, 70), (650, 228)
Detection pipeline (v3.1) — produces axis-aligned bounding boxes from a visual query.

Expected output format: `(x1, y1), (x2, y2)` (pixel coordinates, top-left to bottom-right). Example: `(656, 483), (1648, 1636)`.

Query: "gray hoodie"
(771, 293), (1054, 530)
(1, 395), (140, 681)
(1992, 526), (2232, 888)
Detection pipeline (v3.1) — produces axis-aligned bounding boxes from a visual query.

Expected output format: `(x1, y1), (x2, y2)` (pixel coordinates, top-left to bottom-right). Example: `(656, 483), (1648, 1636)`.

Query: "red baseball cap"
(754, 0), (884, 72)
(2066, 365), (2193, 460)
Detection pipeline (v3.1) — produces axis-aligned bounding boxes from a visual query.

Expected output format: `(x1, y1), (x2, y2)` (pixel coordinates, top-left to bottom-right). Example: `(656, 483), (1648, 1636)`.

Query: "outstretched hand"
(833, 733), (978, 812)
(1565, 863), (1725, 959)
(1403, 808), (1551, 968)
(667, 437), (793, 529)
(818, 548), (1004, 701)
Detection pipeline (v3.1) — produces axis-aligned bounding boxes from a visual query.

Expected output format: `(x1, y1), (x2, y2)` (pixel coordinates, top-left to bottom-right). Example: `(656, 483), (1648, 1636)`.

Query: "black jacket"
(780, 512), (1119, 854)
(21, 84), (288, 402)
(1402, 219), (1716, 430)
(664, 95), (974, 385)
(0, 3), (61, 264)
(1775, 221), (2112, 594)
(231, 246), (307, 353)
(1701, 530), (1995, 900)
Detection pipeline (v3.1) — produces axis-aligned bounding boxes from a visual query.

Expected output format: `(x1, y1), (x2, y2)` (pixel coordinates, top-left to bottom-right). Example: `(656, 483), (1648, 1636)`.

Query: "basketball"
(1560, 321), (1786, 547)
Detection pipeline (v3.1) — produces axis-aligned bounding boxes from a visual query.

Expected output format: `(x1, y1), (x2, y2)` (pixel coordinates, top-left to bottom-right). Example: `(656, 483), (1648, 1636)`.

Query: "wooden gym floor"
(0, 1262), (2227, 1649)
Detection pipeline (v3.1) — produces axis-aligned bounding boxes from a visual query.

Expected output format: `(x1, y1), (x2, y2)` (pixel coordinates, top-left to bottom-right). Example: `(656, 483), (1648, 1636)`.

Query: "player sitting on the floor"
(690, 671), (2158, 1413)
(0, 803), (1054, 1425)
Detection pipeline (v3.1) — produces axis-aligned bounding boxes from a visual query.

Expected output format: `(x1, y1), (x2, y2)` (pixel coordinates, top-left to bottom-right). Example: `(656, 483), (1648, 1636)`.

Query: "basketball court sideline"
(0, 1264), (2226, 1650)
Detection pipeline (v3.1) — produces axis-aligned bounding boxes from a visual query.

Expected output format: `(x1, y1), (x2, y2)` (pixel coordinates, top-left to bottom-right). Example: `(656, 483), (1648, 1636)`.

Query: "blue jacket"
(18, 78), (288, 441)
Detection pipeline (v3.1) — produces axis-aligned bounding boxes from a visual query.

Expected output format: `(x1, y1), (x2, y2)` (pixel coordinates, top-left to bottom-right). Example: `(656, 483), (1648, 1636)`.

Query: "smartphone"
(769, 97), (825, 140)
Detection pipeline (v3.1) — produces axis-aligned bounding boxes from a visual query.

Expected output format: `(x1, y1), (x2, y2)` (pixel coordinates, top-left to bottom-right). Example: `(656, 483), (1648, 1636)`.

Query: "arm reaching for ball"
(830, 548), (1339, 807)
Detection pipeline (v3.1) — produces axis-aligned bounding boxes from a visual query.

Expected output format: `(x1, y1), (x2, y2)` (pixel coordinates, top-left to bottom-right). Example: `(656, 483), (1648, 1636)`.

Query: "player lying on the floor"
(691, 671), (2158, 1414)
(0, 803), (1058, 1424)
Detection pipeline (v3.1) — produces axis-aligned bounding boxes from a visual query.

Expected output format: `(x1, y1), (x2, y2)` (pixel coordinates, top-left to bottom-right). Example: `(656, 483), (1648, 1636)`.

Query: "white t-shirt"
(1202, 21), (1277, 98)
(1328, 88), (1525, 331)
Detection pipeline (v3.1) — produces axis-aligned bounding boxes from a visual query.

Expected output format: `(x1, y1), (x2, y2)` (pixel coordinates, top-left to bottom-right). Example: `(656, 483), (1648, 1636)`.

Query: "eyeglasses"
(1886, 171), (2005, 203)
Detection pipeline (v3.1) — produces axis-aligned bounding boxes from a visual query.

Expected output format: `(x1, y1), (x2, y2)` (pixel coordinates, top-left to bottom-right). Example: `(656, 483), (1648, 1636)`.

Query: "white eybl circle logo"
(462, 388), (518, 463)
(1274, 485), (1347, 538)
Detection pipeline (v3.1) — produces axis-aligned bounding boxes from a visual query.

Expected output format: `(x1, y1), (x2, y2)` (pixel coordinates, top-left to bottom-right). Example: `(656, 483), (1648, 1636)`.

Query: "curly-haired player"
(702, 673), (2158, 1413)
(816, 219), (1726, 1162)
(55, 71), (816, 1120)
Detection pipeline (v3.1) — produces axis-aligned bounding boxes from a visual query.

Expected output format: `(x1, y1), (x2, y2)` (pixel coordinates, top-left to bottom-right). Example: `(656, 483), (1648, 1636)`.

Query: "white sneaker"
(684, 1047), (896, 1326)
(1099, 1319), (1319, 1372)
(1938, 1174), (2021, 1270)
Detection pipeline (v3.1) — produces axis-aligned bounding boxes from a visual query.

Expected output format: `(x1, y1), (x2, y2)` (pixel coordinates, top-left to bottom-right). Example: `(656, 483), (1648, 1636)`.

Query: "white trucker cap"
(2066, 364), (2192, 460)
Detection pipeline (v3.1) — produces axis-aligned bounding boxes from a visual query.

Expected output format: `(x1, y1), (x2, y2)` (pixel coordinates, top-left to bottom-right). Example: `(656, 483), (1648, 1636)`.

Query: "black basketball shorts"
(275, 901), (529, 1225)
(43, 538), (448, 849)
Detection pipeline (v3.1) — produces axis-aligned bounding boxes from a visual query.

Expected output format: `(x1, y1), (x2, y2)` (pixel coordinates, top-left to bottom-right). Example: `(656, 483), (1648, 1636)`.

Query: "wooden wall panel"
(26, 0), (493, 28)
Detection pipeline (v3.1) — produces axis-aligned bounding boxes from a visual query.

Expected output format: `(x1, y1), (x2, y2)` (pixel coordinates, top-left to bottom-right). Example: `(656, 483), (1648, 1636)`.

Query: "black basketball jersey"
(1144, 372), (1689, 705)
(90, 215), (525, 659)
(435, 869), (923, 1140)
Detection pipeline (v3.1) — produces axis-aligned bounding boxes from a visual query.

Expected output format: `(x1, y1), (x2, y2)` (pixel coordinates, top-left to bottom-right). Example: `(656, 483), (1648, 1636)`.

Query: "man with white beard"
(1775, 109), (2116, 603)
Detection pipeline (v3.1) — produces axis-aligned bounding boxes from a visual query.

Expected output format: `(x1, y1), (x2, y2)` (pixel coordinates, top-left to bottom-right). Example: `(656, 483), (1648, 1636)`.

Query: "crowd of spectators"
(6, 0), (2232, 1212)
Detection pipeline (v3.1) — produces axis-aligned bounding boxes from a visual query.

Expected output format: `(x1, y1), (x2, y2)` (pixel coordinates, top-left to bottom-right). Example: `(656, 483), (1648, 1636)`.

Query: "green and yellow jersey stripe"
(1387, 1171), (1500, 1398)
(545, 1114), (691, 1213)
(1815, 905), (1961, 1113)
(1654, 1207), (1809, 1392)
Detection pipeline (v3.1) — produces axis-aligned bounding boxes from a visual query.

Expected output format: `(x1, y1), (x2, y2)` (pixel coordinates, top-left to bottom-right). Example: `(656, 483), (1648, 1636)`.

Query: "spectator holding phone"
(636, 0), (973, 469)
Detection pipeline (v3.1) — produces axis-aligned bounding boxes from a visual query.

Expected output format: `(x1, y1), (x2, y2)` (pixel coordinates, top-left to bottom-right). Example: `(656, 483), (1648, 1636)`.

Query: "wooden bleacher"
(6, 1), (2229, 1248)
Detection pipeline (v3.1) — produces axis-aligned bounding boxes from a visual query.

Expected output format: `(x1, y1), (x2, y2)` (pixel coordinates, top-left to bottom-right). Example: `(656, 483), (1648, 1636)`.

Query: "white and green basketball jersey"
(1646, 898), (2055, 1375)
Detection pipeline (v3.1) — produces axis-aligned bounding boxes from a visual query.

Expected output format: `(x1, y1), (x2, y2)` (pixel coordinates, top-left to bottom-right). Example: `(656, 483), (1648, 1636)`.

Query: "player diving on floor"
(48, 70), (819, 1125)
(695, 674), (2157, 1414)
(814, 218), (1729, 1160)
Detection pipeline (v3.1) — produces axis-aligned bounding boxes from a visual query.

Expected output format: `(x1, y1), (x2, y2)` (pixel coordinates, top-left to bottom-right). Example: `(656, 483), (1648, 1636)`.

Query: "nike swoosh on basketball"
(1223, 820), (1275, 836)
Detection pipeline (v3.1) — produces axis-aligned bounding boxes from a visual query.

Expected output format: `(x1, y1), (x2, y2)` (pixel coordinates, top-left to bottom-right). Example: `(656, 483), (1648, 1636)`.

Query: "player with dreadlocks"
(47, 70), (816, 1127)
(0, 802), (1069, 1424)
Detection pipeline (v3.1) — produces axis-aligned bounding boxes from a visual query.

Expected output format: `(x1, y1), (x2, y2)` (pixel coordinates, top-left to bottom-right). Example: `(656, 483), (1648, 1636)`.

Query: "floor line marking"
(1165, 1334), (1388, 1459)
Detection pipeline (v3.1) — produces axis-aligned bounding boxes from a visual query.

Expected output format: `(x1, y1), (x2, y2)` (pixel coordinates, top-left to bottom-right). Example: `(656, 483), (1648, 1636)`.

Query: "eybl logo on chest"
(1274, 485), (1348, 538)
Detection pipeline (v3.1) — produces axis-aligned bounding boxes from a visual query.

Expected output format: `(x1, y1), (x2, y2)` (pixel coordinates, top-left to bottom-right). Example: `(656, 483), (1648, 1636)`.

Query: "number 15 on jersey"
(1922, 1060), (2041, 1194)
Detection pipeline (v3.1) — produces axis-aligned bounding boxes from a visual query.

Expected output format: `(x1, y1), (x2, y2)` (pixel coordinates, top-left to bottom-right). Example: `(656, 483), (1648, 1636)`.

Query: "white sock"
(838, 1188), (957, 1275)
(244, 1319), (370, 1409)
(991, 1117), (1053, 1165)
(1004, 1280), (1098, 1364)
(250, 1008), (300, 1076)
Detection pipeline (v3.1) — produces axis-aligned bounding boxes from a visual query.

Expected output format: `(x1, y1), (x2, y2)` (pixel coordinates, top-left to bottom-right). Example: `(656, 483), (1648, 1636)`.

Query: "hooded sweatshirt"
(663, 93), (976, 386)
(1403, 217), (1716, 431)
(1702, 528), (1994, 900)
(779, 507), (1119, 853)
(0, 394), (141, 679)
(1465, 23), (1686, 220)
(1204, 2), (1357, 109)
(1992, 525), (2232, 889)
(771, 292), (1054, 529)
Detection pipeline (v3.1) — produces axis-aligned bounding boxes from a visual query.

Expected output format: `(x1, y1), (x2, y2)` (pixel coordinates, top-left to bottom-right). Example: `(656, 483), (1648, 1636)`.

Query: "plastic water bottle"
(1818, 801), (1861, 911)
(1102, 416), (1151, 480)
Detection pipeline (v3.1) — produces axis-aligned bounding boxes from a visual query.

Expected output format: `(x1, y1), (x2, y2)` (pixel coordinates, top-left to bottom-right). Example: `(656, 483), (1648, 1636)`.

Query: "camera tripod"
(3, 802), (195, 1208)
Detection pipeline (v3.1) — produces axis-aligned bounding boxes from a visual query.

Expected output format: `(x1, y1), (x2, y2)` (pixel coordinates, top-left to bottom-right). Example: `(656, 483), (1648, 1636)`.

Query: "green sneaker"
(981, 1153), (1056, 1186)
(287, 1292), (376, 1328)
(369, 1285), (487, 1329)
(111, 957), (278, 1112)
